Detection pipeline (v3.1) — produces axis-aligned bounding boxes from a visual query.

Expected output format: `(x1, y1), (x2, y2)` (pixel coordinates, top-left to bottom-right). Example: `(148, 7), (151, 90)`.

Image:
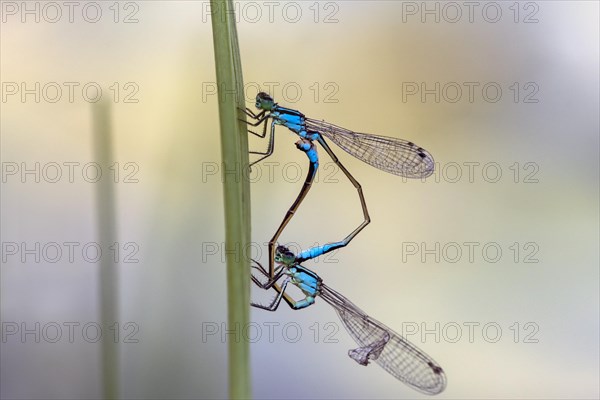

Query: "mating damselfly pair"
(242, 93), (446, 395)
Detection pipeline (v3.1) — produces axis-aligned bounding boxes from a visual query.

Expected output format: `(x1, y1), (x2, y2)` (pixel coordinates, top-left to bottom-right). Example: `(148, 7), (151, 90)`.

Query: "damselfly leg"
(238, 107), (277, 167)
(250, 259), (314, 311)
(248, 120), (276, 168)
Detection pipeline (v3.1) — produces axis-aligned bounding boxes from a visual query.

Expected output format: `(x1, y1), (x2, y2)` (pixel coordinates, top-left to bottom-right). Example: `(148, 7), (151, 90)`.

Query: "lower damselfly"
(250, 245), (446, 395)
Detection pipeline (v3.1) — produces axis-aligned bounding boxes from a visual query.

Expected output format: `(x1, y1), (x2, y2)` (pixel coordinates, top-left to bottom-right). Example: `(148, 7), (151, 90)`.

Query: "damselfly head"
(255, 92), (275, 111)
(274, 245), (296, 266)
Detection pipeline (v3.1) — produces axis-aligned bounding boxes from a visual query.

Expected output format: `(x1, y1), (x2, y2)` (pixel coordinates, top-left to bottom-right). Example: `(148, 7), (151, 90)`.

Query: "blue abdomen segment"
(293, 296), (315, 309)
(295, 140), (319, 164)
(306, 147), (318, 164)
(297, 242), (343, 262)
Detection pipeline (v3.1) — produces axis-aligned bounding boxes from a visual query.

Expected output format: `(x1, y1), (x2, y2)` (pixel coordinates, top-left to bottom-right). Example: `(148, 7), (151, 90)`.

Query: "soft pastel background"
(1, 1), (598, 399)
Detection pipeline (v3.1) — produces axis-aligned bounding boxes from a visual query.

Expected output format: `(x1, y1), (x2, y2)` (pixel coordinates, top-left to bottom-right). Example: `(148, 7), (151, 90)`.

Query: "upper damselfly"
(242, 93), (435, 278)
(243, 92), (435, 177)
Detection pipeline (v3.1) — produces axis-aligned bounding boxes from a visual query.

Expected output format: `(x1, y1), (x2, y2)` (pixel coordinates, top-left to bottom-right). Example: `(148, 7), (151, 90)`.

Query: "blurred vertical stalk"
(210, 0), (252, 398)
(92, 99), (119, 400)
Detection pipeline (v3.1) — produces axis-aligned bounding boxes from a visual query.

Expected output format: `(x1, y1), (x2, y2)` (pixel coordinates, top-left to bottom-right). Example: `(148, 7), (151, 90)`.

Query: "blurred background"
(1, 1), (598, 399)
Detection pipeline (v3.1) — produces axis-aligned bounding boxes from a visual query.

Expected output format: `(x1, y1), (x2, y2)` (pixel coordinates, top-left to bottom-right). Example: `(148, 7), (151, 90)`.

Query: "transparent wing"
(320, 284), (446, 395)
(306, 118), (434, 178)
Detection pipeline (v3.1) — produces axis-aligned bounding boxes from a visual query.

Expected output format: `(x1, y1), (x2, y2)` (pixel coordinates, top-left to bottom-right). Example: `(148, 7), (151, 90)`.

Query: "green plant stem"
(92, 99), (119, 399)
(210, 1), (251, 398)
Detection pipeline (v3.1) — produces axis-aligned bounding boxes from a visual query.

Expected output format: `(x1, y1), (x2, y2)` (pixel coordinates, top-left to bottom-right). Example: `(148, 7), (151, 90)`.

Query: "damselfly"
(250, 245), (447, 395)
(242, 93), (435, 278)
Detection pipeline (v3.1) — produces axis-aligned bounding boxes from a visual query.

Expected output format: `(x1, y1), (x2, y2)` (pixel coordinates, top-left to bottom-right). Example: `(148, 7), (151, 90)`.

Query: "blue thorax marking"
(304, 132), (321, 141)
(271, 105), (306, 134)
(273, 105), (304, 118)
